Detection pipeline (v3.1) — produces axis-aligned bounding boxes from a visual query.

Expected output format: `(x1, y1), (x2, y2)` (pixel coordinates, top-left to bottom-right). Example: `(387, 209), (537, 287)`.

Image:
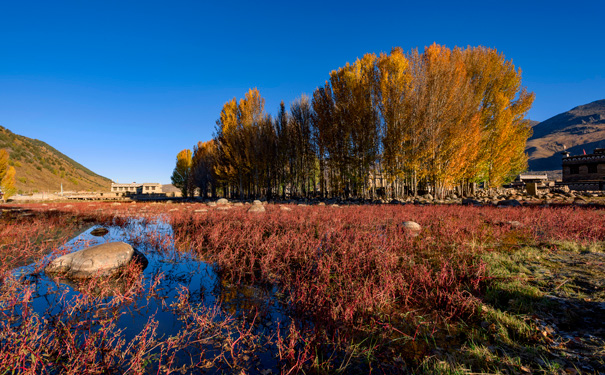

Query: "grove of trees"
(172, 44), (534, 200)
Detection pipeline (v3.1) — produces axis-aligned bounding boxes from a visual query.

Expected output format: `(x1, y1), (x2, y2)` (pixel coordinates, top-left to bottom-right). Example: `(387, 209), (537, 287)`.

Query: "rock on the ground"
(506, 220), (524, 228)
(401, 221), (421, 237)
(497, 199), (522, 207)
(90, 227), (109, 237)
(248, 204), (266, 213)
(462, 198), (483, 206)
(45, 242), (147, 279)
(217, 198), (229, 205)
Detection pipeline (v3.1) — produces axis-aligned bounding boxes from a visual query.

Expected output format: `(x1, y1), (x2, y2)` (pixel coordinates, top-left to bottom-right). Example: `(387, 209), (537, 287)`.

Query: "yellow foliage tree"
(464, 46), (534, 187)
(171, 149), (193, 198)
(214, 88), (267, 198)
(376, 47), (413, 195)
(192, 140), (218, 199)
(0, 149), (17, 200)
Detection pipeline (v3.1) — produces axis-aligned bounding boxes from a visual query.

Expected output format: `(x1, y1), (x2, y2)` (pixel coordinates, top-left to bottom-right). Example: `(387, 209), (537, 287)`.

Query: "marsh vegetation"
(0, 202), (603, 374)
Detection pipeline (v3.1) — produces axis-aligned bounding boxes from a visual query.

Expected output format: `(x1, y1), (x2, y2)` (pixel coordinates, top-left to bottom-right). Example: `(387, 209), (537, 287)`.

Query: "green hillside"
(0, 125), (111, 193)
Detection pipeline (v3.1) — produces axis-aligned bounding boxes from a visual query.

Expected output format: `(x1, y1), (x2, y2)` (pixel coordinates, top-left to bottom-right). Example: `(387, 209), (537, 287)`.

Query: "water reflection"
(12, 217), (288, 372)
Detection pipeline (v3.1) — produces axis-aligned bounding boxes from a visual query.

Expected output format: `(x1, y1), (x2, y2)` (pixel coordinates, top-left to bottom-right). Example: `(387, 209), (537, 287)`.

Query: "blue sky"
(1, 0), (604, 184)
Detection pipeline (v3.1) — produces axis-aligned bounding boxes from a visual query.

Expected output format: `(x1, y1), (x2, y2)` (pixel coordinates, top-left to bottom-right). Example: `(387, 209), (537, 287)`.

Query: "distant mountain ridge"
(526, 99), (605, 172)
(0, 125), (111, 193)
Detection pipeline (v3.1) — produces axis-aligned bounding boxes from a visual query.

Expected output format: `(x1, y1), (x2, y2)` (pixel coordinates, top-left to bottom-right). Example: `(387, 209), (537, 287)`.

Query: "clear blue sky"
(1, 0), (604, 184)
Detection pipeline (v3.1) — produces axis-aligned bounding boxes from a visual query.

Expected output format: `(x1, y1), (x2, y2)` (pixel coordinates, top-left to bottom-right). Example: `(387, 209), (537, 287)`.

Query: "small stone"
(497, 199), (522, 207)
(90, 227), (109, 236)
(217, 198), (229, 205)
(401, 221), (421, 237)
(248, 204), (266, 213)
(506, 221), (524, 228)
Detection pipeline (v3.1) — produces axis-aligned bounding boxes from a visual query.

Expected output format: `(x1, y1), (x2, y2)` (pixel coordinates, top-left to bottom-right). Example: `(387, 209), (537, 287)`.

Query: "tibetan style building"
(561, 148), (605, 190)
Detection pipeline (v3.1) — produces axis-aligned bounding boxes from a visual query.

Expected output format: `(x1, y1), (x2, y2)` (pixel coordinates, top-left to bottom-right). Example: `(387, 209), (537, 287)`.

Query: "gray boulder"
(217, 198), (229, 205)
(45, 242), (147, 279)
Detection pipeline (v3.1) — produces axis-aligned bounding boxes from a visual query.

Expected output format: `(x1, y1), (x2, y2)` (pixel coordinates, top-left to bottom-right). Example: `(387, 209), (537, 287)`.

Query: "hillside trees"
(0, 149), (16, 199)
(184, 44), (533, 200)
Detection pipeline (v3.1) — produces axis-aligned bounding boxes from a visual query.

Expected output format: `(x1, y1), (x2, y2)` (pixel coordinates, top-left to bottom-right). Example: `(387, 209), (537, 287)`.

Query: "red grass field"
(1, 201), (603, 374)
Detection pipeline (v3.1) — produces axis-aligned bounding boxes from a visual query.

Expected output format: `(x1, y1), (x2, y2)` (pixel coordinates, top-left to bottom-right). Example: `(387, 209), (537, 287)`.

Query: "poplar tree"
(171, 149), (193, 198)
(192, 140), (218, 199)
(464, 46), (534, 187)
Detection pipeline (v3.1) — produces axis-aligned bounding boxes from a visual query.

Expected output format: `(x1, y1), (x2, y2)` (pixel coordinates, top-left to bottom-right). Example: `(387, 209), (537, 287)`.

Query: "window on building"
(588, 164), (598, 174)
(570, 165), (580, 175)
(152, 186), (156, 190)
(146, 186), (150, 190)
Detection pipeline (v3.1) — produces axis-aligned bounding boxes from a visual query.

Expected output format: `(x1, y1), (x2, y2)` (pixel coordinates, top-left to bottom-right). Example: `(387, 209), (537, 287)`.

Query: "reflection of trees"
(212, 278), (277, 320)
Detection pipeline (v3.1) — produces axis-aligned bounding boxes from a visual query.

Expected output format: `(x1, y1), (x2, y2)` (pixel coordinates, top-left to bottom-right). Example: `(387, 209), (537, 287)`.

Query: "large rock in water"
(45, 242), (147, 279)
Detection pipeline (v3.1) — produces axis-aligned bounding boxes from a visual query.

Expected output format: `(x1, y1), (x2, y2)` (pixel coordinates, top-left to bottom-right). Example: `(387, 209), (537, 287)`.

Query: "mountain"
(0, 125), (111, 193)
(526, 99), (605, 172)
